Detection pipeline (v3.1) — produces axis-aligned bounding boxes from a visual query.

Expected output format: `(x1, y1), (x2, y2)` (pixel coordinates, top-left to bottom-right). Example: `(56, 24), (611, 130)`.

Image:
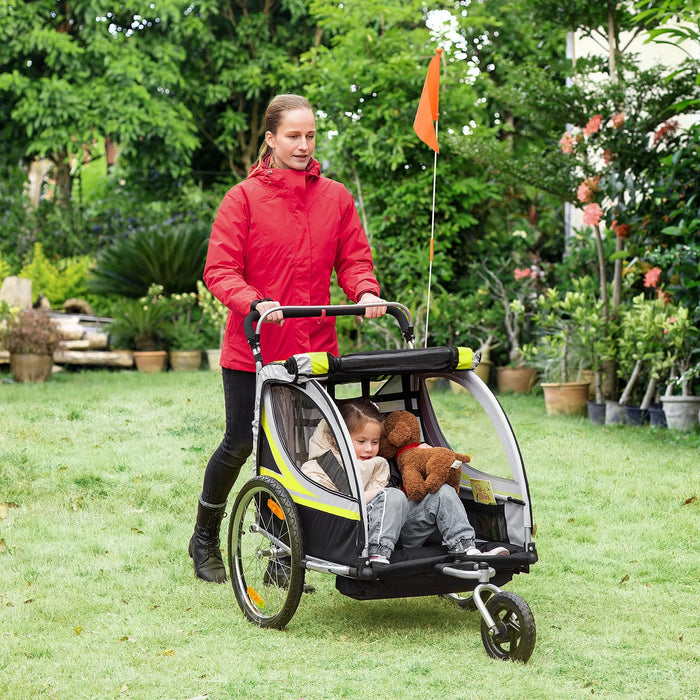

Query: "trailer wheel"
(480, 591), (536, 662)
(228, 476), (305, 629)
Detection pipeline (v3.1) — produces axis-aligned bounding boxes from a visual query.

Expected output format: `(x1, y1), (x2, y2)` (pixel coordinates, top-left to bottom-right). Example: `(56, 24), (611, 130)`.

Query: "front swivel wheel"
(481, 591), (536, 662)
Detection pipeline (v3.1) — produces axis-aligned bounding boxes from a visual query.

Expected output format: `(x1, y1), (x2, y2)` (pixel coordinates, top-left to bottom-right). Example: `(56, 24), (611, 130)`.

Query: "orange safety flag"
(413, 48), (442, 153)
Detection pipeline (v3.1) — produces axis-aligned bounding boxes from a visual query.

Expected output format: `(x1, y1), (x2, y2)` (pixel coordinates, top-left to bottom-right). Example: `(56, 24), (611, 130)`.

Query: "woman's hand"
(256, 300), (284, 325)
(358, 292), (387, 319)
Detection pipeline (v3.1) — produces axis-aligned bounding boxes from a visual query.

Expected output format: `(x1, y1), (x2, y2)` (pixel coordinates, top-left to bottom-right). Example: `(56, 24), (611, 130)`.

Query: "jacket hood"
(248, 155), (321, 182)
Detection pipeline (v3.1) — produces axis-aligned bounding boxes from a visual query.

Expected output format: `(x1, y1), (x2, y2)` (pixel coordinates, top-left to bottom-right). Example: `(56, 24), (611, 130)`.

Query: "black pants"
(200, 368), (256, 505)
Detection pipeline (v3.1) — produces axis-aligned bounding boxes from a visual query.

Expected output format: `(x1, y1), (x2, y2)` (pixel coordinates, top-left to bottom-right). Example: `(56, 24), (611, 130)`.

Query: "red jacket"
(204, 158), (380, 371)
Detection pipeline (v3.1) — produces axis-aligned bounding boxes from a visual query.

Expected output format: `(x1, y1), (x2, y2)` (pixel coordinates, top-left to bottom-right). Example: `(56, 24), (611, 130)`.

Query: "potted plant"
(524, 283), (592, 416)
(479, 260), (541, 394)
(659, 305), (700, 430)
(165, 291), (208, 371)
(109, 284), (170, 372)
(196, 281), (227, 371)
(617, 294), (680, 426)
(1, 307), (61, 382)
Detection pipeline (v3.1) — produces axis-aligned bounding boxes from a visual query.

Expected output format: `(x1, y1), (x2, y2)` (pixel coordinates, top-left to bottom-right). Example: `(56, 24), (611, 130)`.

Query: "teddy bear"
(378, 410), (471, 502)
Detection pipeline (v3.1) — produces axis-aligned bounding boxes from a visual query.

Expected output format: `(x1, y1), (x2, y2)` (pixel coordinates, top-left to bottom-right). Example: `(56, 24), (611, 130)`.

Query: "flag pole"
(413, 48), (442, 347)
(424, 123), (439, 348)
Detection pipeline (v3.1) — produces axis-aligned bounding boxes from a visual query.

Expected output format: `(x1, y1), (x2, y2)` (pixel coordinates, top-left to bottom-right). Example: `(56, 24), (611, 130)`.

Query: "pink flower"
(611, 112), (625, 129)
(577, 182), (593, 203)
(583, 114), (603, 137)
(582, 203), (603, 227)
(514, 267), (540, 281)
(643, 267), (662, 288)
(603, 148), (614, 164)
(559, 132), (574, 154)
(611, 220), (630, 239)
(577, 176), (600, 204)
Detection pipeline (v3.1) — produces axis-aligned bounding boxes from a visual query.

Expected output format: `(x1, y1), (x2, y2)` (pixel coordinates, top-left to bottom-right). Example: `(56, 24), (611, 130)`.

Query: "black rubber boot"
(189, 499), (227, 583)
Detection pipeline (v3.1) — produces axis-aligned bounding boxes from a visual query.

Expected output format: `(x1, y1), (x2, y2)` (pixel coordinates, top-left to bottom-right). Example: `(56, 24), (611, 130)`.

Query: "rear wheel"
(228, 476), (305, 629)
(480, 591), (536, 662)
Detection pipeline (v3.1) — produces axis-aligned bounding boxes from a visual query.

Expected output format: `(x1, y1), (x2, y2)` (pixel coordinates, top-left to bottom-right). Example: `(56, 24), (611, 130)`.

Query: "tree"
(181, 0), (319, 184)
(0, 1), (199, 206)
(301, 0), (567, 324)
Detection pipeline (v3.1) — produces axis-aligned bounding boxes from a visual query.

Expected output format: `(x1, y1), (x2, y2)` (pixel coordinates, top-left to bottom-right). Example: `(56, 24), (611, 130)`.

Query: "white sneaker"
(454, 546), (509, 558)
(482, 546), (509, 556)
(369, 554), (390, 564)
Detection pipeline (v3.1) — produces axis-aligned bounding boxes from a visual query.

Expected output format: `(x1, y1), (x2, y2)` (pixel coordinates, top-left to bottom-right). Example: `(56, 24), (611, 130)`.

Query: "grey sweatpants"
(367, 484), (475, 560)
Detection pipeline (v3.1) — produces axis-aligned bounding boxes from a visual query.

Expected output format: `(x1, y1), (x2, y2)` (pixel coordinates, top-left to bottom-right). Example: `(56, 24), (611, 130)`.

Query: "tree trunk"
(53, 148), (73, 208)
(640, 377), (657, 411)
(619, 359), (642, 405)
(607, 2), (618, 83)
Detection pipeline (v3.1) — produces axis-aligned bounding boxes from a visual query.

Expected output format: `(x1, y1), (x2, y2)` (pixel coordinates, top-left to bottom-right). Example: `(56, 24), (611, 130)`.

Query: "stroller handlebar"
(244, 302), (415, 362)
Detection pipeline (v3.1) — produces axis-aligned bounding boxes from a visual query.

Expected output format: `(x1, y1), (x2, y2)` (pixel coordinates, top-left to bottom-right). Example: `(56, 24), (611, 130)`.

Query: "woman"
(189, 94), (386, 582)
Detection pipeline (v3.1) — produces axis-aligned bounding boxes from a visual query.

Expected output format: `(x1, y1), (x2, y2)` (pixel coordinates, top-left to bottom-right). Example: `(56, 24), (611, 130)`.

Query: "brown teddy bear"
(379, 410), (471, 502)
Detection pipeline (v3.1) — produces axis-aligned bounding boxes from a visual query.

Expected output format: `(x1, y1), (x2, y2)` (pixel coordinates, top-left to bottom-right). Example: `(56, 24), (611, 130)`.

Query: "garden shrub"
(17, 243), (93, 307)
(89, 218), (210, 298)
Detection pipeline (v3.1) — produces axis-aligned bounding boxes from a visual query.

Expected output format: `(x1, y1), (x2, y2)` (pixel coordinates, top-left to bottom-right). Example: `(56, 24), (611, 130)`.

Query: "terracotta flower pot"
(10, 353), (54, 383)
(133, 350), (168, 373)
(541, 382), (589, 416)
(496, 366), (537, 394)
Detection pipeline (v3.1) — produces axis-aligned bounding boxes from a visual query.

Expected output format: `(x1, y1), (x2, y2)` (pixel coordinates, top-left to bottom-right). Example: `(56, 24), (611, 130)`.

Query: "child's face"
(349, 420), (382, 461)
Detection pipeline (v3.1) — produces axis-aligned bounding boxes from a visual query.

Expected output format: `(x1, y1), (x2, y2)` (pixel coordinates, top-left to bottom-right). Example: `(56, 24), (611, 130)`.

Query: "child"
(302, 399), (407, 563)
(302, 399), (508, 564)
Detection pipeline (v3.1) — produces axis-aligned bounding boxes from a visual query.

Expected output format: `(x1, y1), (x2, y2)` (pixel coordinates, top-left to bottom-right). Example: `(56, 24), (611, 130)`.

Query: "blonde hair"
(251, 94), (314, 173)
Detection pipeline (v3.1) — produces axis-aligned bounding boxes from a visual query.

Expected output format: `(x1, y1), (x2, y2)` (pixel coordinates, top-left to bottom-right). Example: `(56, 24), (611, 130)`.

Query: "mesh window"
(268, 384), (352, 496)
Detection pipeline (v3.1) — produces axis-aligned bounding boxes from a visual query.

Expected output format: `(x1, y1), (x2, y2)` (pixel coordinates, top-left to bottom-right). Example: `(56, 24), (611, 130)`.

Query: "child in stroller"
(302, 398), (508, 564)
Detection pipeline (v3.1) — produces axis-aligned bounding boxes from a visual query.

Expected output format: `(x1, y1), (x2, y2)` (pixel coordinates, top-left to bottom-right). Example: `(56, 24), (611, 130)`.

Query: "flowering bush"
(522, 279), (597, 383)
(558, 64), (695, 322)
(640, 122), (700, 322)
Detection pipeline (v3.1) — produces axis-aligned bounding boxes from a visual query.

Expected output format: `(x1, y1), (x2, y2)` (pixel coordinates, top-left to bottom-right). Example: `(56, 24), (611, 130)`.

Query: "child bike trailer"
(227, 303), (538, 662)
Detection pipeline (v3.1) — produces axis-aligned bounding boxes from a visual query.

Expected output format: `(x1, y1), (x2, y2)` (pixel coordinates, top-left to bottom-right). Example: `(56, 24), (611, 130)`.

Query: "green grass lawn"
(1, 368), (698, 699)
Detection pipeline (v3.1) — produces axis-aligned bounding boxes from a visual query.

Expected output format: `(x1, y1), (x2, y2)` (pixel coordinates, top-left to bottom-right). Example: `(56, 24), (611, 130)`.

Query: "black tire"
(227, 476), (305, 629)
(480, 591), (536, 662)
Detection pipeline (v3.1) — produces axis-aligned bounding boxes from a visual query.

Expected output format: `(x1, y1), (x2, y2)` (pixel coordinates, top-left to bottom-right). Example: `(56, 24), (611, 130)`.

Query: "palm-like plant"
(108, 285), (170, 351)
(89, 219), (209, 298)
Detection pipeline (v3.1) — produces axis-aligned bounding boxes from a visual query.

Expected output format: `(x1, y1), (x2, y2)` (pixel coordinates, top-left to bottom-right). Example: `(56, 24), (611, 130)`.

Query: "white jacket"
(301, 420), (389, 497)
